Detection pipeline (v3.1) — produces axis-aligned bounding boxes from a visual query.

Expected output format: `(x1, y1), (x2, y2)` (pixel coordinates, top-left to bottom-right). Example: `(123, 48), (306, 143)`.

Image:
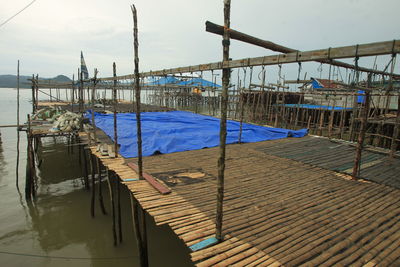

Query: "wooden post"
(97, 158), (107, 215)
(105, 170), (117, 246)
(216, 0), (231, 242)
(35, 74), (39, 109)
(204, 21), (399, 78)
(131, 5), (143, 178)
(349, 92), (359, 142)
(79, 69), (83, 113)
(328, 101), (336, 138)
(113, 63), (118, 158)
(352, 92), (370, 179)
(16, 60), (20, 190)
(25, 114), (36, 200)
(389, 95), (400, 158)
(131, 6), (148, 267)
(90, 153), (96, 217)
(82, 147), (89, 190)
(117, 175), (123, 243)
(71, 74), (75, 112)
(91, 69), (98, 144)
(130, 193), (147, 267)
(31, 74), (35, 113)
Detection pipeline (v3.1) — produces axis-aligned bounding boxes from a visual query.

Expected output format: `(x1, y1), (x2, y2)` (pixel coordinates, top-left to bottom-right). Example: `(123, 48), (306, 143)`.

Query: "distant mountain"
(0, 74), (72, 88)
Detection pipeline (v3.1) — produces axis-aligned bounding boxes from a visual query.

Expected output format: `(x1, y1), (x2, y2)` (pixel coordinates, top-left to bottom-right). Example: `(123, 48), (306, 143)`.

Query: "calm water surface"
(0, 88), (193, 267)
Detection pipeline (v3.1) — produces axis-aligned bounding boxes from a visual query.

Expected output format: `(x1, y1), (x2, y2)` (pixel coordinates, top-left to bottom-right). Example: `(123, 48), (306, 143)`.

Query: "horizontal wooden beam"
(98, 39), (400, 81)
(205, 21), (400, 79)
(285, 80), (312, 84)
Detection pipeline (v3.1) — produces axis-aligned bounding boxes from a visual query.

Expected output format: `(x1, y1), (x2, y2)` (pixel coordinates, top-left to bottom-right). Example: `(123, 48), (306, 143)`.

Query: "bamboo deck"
(81, 131), (400, 266)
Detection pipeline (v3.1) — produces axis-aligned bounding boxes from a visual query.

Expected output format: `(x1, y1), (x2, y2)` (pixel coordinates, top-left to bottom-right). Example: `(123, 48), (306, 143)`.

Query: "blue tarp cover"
(145, 76), (179, 85)
(282, 104), (352, 111)
(177, 78), (221, 87)
(91, 111), (308, 158)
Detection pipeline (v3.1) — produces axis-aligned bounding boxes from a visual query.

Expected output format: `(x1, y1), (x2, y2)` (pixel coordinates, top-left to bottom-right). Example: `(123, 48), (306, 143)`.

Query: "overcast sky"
(1, 0), (399, 81)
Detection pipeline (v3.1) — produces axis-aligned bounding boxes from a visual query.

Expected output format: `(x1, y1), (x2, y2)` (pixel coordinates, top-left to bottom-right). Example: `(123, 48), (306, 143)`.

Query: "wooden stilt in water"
(97, 158), (107, 215)
(216, 0), (231, 242)
(106, 169), (117, 246)
(90, 153), (96, 217)
(352, 92), (370, 179)
(82, 147), (89, 190)
(16, 60), (20, 190)
(25, 115), (32, 200)
(130, 192), (148, 267)
(117, 174), (123, 243)
(31, 74), (35, 113)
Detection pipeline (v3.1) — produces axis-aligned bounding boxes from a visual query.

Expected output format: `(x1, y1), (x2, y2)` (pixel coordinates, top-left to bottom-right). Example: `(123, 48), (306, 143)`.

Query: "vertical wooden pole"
(90, 153), (96, 217)
(71, 74), (75, 112)
(352, 92), (370, 179)
(16, 60), (20, 190)
(97, 158), (107, 215)
(79, 69), (83, 113)
(106, 169), (117, 246)
(389, 94), (400, 158)
(131, 5), (143, 178)
(216, 0), (231, 242)
(113, 63), (119, 158)
(130, 193), (147, 267)
(82, 146), (89, 190)
(131, 5), (148, 267)
(31, 74), (35, 113)
(117, 175), (123, 243)
(35, 74), (39, 109)
(91, 69), (98, 144)
(328, 101), (336, 138)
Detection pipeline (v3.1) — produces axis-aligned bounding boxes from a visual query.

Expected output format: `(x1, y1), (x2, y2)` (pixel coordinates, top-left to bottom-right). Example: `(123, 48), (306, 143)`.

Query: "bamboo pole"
(98, 40), (400, 81)
(90, 69), (98, 144)
(389, 95), (400, 158)
(352, 92), (370, 179)
(216, 0), (231, 242)
(204, 21), (400, 79)
(16, 60), (20, 190)
(31, 74), (35, 113)
(90, 153), (96, 217)
(130, 192), (148, 267)
(131, 5), (148, 266)
(35, 74), (39, 109)
(113, 63), (118, 158)
(71, 74), (75, 112)
(131, 4), (143, 179)
(97, 157), (107, 215)
(117, 175), (123, 243)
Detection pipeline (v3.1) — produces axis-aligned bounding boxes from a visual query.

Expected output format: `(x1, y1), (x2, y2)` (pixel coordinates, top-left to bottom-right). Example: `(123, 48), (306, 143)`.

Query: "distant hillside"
(0, 74), (72, 88)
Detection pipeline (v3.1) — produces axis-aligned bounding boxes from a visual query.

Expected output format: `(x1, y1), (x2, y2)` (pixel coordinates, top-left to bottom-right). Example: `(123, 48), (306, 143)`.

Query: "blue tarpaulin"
(177, 78), (221, 87)
(282, 104), (352, 111)
(90, 111), (308, 158)
(357, 90), (366, 104)
(145, 76), (179, 85)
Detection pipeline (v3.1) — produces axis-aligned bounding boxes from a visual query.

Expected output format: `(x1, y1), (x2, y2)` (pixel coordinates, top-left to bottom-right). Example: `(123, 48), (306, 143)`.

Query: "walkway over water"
(82, 131), (400, 266)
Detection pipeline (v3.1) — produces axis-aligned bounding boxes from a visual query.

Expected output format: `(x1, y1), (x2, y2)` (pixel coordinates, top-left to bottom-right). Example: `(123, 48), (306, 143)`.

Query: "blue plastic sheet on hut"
(89, 111), (308, 158)
(282, 104), (352, 111)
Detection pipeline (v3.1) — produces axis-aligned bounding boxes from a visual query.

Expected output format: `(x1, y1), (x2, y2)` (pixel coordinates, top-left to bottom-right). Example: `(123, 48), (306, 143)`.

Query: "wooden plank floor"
(82, 131), (400, 266)
(254, 136), (400, 189)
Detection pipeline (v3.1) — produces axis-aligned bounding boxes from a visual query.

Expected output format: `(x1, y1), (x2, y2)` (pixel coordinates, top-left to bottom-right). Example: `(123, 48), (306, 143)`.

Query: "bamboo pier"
(17, 2), (400, 266)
